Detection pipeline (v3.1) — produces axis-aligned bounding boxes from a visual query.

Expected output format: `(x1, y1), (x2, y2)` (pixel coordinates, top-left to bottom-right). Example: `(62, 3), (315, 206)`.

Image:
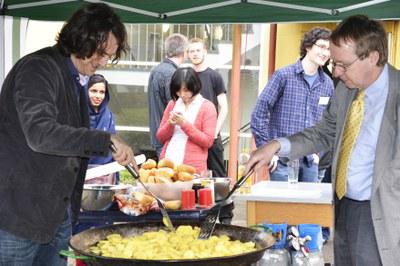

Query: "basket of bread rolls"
(138, 158), (196, 202)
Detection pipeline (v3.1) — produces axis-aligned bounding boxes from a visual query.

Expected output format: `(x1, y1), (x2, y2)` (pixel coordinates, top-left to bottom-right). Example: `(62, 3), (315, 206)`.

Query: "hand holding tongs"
(198, 167), (255, 239)
(110, 144), (175, 232)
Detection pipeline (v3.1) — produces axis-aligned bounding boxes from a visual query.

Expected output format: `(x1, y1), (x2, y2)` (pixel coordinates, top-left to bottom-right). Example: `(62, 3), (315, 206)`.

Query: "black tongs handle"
(224, 166), (255, 200)
(110, 143), (139, 179)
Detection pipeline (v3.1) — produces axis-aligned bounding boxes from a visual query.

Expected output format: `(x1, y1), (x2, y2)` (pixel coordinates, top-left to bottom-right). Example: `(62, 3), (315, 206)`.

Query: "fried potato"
(89, 225), (257, 260)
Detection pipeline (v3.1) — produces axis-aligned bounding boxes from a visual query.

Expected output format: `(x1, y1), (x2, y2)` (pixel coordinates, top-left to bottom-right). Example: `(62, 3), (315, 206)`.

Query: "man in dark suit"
(246, 15), (399, 266)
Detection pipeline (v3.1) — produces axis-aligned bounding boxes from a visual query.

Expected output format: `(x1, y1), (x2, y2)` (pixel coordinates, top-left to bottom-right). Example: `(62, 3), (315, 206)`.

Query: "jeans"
(0, 214), (71, 266)
(271, 158), (319, 182)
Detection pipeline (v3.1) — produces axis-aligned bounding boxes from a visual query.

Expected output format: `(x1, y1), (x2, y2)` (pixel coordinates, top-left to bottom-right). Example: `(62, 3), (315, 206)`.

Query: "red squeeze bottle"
(198, 188), (213, 208)
(181, 189), (195, 210)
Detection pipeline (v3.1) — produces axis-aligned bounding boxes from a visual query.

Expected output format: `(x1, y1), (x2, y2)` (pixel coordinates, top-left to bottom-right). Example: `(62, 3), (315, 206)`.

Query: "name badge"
(318, 96), (330, 105)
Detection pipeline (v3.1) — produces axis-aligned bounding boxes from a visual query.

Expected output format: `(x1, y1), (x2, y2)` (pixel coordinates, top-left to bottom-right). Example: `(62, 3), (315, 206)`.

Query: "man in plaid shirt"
(251, 28), (334, 182)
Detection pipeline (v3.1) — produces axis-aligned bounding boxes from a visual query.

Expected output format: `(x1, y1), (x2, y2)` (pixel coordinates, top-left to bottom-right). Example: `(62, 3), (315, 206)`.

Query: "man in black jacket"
(0, 3), (138, 265)
(147, 33), (187, 158)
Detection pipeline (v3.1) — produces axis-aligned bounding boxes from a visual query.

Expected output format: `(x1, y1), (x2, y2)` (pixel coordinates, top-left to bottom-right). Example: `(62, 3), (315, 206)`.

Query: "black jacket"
(147, 58), (177, 149)
(0, 46), (110, 243)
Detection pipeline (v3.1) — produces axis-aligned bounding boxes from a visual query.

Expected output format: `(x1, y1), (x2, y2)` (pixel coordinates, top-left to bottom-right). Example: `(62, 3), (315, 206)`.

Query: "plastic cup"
(198, 188), (213, 208)
(287, 160), (299, 184)
(181, 189), (195, 210)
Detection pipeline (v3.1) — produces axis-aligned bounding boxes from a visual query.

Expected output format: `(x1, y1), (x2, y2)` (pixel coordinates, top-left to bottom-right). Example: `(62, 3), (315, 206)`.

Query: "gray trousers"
(334, 197), (382, 266)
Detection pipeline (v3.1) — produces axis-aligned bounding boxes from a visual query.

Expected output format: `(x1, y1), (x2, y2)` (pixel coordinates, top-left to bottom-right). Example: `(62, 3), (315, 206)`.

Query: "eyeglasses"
(330, 57), (359, 72)
(313, 43), (330, 52)
(97, 51), (114, 62)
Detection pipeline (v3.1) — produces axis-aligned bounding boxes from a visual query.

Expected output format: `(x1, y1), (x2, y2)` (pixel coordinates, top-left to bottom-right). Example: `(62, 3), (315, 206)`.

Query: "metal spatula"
(110, 144), (175, 232)
(198, 167), (254, 239)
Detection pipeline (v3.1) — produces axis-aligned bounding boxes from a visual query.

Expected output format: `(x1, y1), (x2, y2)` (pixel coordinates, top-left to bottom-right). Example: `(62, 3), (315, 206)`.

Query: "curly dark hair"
(300, 27), (331, 59)
(331, 15), (387, 66)
(170, 67), (202, 101)
(56, 3), (127, 63)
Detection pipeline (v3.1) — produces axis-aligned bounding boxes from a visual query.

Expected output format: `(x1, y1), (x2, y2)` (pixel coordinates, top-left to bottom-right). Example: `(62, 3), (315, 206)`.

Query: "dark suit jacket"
(0, 46), (110, 243)
(287, 64), (400, 265)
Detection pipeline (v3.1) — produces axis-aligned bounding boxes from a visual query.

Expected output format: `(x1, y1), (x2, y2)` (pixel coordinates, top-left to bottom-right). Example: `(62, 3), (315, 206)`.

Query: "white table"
(233, 181), (334, 227)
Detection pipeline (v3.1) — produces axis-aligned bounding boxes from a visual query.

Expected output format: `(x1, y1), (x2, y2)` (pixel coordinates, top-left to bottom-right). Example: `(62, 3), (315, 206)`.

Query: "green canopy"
(2, 0), (400, 23)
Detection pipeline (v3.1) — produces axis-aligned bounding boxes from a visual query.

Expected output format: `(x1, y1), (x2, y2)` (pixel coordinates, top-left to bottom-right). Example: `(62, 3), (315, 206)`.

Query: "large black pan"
(69, 221), (275, 266)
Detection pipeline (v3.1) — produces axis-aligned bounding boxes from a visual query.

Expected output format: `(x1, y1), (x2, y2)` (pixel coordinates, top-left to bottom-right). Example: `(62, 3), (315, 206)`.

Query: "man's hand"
(244, 140), (281, 175)
(269, 155), (279, 172)
(312, 153), (320, 164)
(110, 135), (139, 172)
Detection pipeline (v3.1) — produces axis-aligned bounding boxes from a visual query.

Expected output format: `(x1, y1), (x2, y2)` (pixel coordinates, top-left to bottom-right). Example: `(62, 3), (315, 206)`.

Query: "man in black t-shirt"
(188, 38), (228, 177)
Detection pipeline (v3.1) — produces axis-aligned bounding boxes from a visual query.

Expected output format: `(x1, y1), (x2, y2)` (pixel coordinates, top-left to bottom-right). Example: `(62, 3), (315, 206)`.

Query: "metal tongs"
(110, 144), (175, 232)
(198, 167), (255, 239)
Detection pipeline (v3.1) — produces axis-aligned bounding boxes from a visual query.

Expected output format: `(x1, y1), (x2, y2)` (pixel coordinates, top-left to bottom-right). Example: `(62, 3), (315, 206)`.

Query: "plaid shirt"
(251, 60), (334, 149)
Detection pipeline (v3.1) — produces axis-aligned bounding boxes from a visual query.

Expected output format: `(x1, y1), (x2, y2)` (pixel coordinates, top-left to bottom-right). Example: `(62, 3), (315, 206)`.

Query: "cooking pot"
(81, 185), (115, 211)
(69, 221), (275, 266)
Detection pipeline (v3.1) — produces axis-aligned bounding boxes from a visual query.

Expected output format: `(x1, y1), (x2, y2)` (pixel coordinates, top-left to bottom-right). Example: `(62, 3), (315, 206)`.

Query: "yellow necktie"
(336, 89), (365, 199)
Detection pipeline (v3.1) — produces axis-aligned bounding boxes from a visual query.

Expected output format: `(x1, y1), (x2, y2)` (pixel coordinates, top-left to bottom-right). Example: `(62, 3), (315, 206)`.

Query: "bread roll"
(176, 164), (196, 175)
(171, 172), (179, 182)
(157, 158), (174, 169)
(149, 168), (157, 176)
(142, 159), (157, 169)
(147, 175), (156, 184)
(155, 175), (173, 184)
(139, 168), (149, 183)
(156, 167), (175, 178)
(177, 171), (195, 181)
(164, 200), (181, 210)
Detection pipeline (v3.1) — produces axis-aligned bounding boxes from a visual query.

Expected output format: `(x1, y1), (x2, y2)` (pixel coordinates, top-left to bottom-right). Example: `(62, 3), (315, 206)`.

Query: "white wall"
(23, 20), (63, 56)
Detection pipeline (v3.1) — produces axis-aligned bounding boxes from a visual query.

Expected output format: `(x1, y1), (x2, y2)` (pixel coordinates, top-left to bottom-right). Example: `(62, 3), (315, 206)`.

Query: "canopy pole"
(228, 24), (241, 181)
(268, 24), (277, 79)
(252, 23), (277, 182)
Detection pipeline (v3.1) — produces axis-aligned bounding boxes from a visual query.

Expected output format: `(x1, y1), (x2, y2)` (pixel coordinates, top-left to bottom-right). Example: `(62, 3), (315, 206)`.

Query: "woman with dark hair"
(156, 67), (217, 173)
(86, 74), (116, 165)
